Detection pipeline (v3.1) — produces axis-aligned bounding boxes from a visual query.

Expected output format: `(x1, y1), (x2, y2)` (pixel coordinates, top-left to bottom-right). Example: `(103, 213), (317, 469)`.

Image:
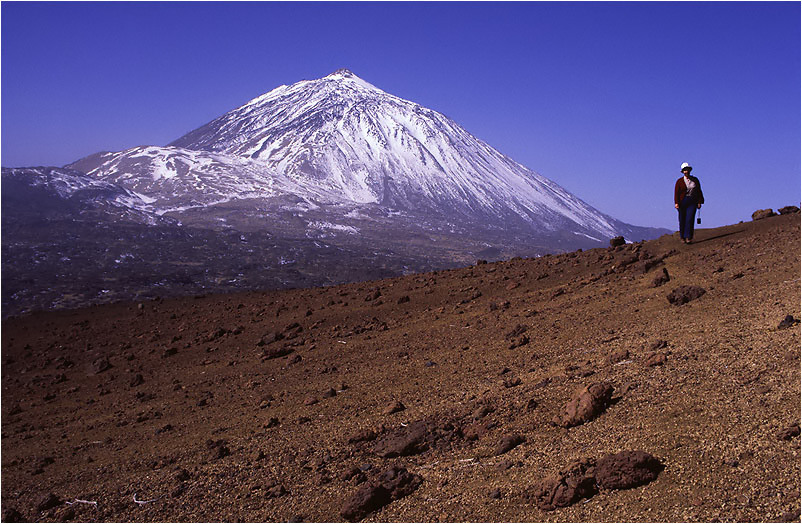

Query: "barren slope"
(1, 213), (799, 522)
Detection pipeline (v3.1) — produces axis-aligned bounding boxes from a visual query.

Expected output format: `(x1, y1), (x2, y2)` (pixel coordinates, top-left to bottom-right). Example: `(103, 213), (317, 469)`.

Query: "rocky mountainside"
(4, 70), (668, 317)
(71, 69), (661, 241)
(1, 212), (798, 522)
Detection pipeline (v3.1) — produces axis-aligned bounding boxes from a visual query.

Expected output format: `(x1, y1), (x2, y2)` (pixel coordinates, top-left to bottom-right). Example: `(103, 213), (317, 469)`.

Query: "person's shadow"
(691, 229), (745, 244)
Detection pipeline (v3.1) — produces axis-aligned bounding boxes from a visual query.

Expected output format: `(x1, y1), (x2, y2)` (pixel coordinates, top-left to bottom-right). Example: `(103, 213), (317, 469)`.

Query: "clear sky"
(2, 1), (799, 229)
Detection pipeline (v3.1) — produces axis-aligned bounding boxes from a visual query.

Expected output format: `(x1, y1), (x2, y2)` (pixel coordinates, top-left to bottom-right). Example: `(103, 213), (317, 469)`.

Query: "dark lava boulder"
(532, 459), (597, 511)
(557, 382), (614, 428)
(341, 466), (422, 521)
(373, 422), (427, 458)
(494, 434), (525, 455)
(595, 450), (663, 490)
(666, 285), (706, 306)
(651, 267), (670, 288)
(340, 484), (391, 521)
(778, 315), (800, 329)
(610, 236), (626, 247)
(752, 209), (776, 220)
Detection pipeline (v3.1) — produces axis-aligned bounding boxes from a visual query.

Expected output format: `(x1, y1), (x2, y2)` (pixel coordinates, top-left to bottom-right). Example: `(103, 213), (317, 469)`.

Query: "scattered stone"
(779, 206), (800, 215)
(54, 507), (74, 521)
(2, 507), (25, 522)
(340, 467), (422, 522)
(506, 324), (528, 339)
(257, 332), (284, 346)
(207, 439), (231, 460)
(778, 423), (801, 441)
(473, 405), (494, 419)
(502, 377), (522, 388)
(130, 374), (144, 387)
(304, 396), (319, 406)
(322, 388), (337, 399)
(778, 315), (800, 329)
(383, 401), (406, 415)
(595, 451), (663, 490)
(557, 382), (614, 428)
(752, 209), (776, 220)
(90, 357), (111, 375)
(489, 488), (501, 499)
(608, 348), (629, 364)
(650, 340), (668, 350)
(667, 285), (706, 306)
(397, 296), (410, 304)
(645, 352), (667, 367)
(365, 289), (382, 302)
(610, 236), (625, 247)
(36, 493), (61, 512)
(489, 300), (511, 312)
(508, 335), (530, 350)
(652, 268), (670, 287)
(494, 434), (525, 455)
(781, 509), (801, 522)
(175, 468), (191, 482)
(162, 347), (178, 358)
(497, 460), (515, 471)
(266, 484), (288, 498)
(373, 422), (428, 458)
(464, 421), (491, 441)
(261, 346), (294, 360)
(348, 428), (379, 444)
(532, 459), (597, 511)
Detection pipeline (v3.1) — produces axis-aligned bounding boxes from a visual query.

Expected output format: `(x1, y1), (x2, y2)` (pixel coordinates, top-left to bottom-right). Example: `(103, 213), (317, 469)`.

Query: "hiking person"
(674, 162), (704, 244)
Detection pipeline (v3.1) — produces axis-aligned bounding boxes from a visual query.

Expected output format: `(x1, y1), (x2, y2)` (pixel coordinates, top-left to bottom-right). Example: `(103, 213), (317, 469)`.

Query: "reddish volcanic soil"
(2, 213), (800, 522)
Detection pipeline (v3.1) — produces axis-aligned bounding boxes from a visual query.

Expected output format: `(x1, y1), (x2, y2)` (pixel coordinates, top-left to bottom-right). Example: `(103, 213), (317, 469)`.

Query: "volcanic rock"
(652, 267), (670, 287)
(532, 459), (597, 511)
(645, 352), (668, 367)
(340, 466), (422, 521)
(779, 206), (800, 215)
(261, 346), (294, 360)
(778, 423), (801, 441)
(595, 451), (663, 490)
(2, 508), (25, 522)
(608, 348), (630, 364)
(89, 357), (111, 374)
(667, 285), (706, 305)
(257, 332), (284, 346)
(557, 382), (615, 428)
(373, 422), (427, 458)
(610, 236), (625, 247)
(752, 209), (776, 220)
(494, 434), (525, 455)
(382, 401), (405, 415)
(36, 493), (61, 512)
(778, 315), (800, 329)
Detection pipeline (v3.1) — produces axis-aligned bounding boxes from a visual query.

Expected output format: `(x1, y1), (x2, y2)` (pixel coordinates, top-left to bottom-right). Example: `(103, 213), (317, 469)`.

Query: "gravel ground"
(2, 212), (799, 522)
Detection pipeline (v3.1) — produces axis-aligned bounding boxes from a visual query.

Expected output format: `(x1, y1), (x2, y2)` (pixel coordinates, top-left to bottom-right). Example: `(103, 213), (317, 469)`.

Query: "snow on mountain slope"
(165, 69), (622, 238)
(68, 146), (343, 215)
(1, 166), (165, 224)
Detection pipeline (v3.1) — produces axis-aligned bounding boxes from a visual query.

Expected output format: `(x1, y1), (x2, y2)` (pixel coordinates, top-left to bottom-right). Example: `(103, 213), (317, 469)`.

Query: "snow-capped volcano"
(6, 69), (669, 315)
(68, 69), (657, 241)
(162, 68), (623, 238)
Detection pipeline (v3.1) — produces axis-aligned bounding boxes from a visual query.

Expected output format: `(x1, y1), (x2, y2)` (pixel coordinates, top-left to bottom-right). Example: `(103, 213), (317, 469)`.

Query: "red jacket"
(674, 175), (704, 206)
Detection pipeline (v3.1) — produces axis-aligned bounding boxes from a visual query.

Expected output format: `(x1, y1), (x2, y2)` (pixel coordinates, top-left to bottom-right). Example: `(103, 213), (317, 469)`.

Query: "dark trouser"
(678, 196), (697, 240)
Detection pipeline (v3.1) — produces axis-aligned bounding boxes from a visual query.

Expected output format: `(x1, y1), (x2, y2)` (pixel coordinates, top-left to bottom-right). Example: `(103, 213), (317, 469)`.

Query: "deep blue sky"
(2, 2), (799, 229)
